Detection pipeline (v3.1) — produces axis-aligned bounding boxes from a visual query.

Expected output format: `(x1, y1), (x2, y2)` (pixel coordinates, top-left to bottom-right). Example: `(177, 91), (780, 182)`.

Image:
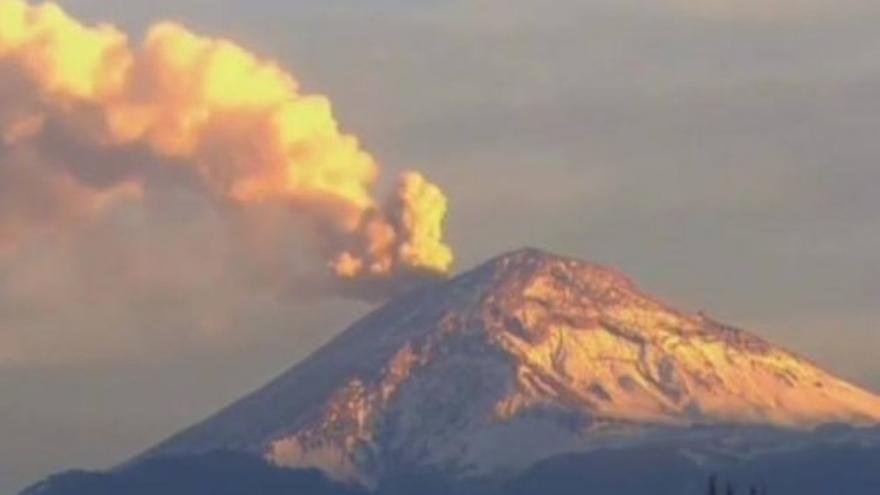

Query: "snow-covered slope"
(145, 248), (880, 483)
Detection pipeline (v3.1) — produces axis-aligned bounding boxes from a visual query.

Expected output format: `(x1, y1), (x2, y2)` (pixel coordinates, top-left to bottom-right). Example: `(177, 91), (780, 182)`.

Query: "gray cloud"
(662, 0), (880, 22)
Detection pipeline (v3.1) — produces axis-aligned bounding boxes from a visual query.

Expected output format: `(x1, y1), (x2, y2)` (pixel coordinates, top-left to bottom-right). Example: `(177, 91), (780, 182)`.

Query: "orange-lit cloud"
(0, 0), (453, 294)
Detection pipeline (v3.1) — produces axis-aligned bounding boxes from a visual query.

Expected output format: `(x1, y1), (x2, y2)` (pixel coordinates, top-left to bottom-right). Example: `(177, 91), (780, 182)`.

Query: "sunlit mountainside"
(24, 249), (880, 495)
(137, 248), (880, 485)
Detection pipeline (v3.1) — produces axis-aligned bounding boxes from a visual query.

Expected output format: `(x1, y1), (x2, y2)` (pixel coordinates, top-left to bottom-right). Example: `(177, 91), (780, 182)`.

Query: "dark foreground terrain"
(24, 428), (880, 495)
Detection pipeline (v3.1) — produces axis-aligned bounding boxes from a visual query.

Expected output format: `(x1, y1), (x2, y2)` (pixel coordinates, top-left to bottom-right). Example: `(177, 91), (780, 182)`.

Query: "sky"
(2, 0), (880, 492)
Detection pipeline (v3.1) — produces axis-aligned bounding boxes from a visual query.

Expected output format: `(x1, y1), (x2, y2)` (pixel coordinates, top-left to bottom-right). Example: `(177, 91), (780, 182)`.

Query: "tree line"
(707, 474), (766, 495)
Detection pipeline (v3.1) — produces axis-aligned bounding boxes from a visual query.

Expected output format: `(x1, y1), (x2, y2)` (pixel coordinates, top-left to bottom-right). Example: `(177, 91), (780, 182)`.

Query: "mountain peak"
(487, 246), (572, 267)
(479, 247), (622, 280)
(464, 247), (638, 305)
(147, 248), (880, 483)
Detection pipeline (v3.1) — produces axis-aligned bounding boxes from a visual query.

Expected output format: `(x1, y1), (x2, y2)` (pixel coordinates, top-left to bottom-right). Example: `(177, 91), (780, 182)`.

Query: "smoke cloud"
(0, 0), (453, 296)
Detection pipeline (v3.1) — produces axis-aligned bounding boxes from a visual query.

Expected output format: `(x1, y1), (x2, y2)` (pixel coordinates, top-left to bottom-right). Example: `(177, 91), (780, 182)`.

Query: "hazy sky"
(3, 0), (880, 492)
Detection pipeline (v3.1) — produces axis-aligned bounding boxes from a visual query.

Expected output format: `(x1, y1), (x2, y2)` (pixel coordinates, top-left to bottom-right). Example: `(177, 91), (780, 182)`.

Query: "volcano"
(140, 248), (880, 485)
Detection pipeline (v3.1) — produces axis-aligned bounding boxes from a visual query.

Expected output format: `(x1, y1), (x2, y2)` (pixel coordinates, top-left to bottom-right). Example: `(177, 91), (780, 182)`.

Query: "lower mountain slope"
(21, 452), (366, 495)
(24, 426), (880, 495)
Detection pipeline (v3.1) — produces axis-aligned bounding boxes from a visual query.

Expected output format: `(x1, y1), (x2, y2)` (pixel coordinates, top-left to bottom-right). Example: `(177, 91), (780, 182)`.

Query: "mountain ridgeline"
(24, 249), (880, 495)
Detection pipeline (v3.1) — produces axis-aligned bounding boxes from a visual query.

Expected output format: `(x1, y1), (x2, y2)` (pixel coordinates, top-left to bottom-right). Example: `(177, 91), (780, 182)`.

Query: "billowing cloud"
(0, 143), (141, 251)
(0, 0), (453, 297)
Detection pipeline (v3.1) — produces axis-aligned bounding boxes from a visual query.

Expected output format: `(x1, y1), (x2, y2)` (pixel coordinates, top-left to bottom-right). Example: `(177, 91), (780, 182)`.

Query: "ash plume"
(0, 0), (453, 297)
